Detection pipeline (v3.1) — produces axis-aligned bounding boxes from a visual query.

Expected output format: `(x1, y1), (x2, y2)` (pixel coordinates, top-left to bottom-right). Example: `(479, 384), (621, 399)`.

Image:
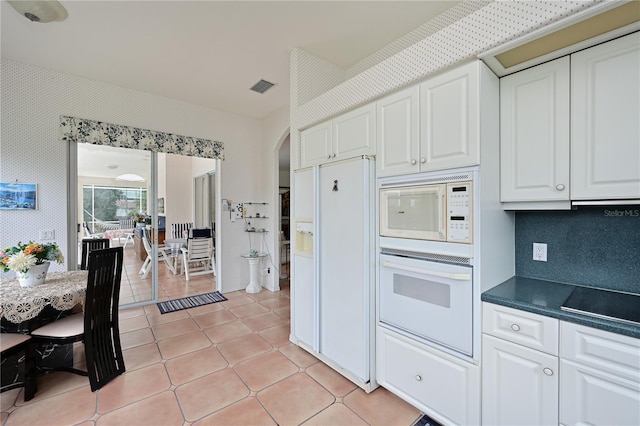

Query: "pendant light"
(7, 1), (68, 23)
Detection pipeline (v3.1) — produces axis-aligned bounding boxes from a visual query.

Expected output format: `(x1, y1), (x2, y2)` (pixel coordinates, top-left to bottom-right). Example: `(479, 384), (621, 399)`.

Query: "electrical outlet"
(267, 267), (271, 274)
(39, 230), (55, 240)
(533, 243), (547, 262)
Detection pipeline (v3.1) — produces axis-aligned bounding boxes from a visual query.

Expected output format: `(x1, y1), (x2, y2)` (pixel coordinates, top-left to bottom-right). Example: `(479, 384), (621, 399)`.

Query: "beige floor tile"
(242, 312), (287, 332)
(229, 302), (269, 318)
(234, 351), (298, 391)
(279, 343), (320, 368)
(0, 389), (20, 411)
(120, 327), (155, 350)
(203, 320), (253, 344)
(146, 309), (191, 326)
(274, 306), (291, 319)
(165, 346), (228, 385)
(119, 314), (150, 333)
(175, 368), (249, 422)
(151, 317), (200, 340)
(157, 330), (212, 359)
(192, 397), (277, 426)
(96, 391), (184, 426)
(259, 297), (290, 310)
(187, 301), (225, 317)
(193, 309), (237, 328)
(220, 292), (255, 308)
(97, 364), (171, 413)
(5, 387), (96, 426)
(122, 343), (162, 371)
(302, 403), (369, 426)
(15, 371), (89, 404)
(118, 307), (146, 319)
(306, 363), (358, 397)
(258, 323), (291, 347)
(343, 387), (421, 426)
(258, 373), (335, 425)
(217, 334), (273, 365)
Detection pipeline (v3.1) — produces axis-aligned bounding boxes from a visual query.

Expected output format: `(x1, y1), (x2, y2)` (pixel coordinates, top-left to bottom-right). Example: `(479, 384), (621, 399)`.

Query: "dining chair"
(171, 222), (193, 239)
(0, 333), (37, 401)
(139, 228), (176, 278)
(29, 247), (125, 392)
(181, 237), (215, 280)
(80, 238), (110, 270)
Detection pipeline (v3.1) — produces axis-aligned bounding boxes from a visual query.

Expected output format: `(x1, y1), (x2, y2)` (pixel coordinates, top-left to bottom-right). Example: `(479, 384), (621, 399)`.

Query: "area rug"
(157, 291), (227, 314)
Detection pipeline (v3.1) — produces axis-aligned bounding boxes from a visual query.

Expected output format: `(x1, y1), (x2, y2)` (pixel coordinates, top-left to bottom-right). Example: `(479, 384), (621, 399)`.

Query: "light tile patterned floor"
(1, 262), (422, 425)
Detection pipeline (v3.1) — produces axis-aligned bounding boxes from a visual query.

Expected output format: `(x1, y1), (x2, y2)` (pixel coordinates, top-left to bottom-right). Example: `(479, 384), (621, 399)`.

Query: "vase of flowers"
(1, 241), (64, 287)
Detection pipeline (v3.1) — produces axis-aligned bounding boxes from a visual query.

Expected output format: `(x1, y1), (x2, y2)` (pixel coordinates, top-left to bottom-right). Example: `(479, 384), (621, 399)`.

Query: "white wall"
(0, 59), (264, 293)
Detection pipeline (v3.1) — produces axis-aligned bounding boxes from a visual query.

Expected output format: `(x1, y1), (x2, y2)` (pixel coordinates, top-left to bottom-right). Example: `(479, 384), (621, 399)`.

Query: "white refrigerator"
(292, 156), (376, 388)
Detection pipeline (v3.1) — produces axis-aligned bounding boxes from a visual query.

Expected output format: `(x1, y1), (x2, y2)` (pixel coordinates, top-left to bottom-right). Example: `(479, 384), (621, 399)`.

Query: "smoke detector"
(7, 1), (68, 23)
(249, 79), (276, 94)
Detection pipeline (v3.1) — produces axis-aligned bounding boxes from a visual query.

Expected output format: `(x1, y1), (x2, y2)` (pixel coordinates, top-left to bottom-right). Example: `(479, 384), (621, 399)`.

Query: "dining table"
(163, 238), (187, 274)
(0, 271), (88, 389)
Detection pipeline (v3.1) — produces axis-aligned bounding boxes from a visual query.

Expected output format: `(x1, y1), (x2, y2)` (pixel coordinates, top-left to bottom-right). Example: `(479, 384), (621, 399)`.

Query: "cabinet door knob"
(556, 184), (565, 191)
(415, 375), (422, 381)
(410, 159), (417, 165)
(327, 155), (332, 159)
(511, 324), (521, 332)
(543, 368), (554, 376)
(332, 153), (337, 158)
(420, 158), (427, 164)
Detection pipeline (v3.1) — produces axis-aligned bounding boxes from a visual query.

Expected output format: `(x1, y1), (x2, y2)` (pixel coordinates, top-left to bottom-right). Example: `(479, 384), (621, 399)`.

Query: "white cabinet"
(376, 85), (420, 177)
(571, 32), (640, 201)
(377, 327), (480, 425)
(560, 322), (640, 426)
(377, 61), (494, 177)
(483, 334), (558, 426)
(419, 61), (482, 171)
(500, 32), (640, 208)
(500, 57), (570, 206)
(300, 104), (375, 168)
(482, 303), (559, 426)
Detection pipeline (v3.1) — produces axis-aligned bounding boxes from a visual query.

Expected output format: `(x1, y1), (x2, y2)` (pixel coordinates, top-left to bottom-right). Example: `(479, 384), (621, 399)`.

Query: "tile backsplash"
(515, 206), (640, 294)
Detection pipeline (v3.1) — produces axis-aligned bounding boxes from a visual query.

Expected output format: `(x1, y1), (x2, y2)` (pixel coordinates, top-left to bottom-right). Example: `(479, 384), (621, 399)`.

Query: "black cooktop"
(561, 286), (640, 326)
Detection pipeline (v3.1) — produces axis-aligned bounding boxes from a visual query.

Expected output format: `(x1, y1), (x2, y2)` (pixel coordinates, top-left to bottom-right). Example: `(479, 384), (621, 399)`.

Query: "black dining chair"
(30, 247), (126, 392)
(80, 238), (110, 270)
(0, 333), (37, 401)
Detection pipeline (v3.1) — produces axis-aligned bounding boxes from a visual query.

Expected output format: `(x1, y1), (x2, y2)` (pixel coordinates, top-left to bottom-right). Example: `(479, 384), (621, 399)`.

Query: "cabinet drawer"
(560, 321), (640, 383)
(483, 303), (558, 355)
(377, 328), (480, 425)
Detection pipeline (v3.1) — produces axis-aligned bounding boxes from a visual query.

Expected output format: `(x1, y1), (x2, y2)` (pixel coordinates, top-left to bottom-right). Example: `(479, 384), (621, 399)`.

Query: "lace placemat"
(0, 271), (88, 323)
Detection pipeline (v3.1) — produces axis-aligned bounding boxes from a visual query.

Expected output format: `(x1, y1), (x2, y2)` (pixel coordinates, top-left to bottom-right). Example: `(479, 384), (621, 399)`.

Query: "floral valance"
(60, 116), (224, 160)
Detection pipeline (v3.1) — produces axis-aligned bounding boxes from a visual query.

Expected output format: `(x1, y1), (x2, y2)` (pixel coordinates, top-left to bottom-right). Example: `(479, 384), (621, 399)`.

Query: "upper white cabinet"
(420, 61), (481, 171)
(376, 85), (420, 176)
(377, 61), (493, 177)
(500, 32), (640, 208)
(300, 103), (375, 168)
(500, 57), (570, 206)
(571, 32), (640, 201)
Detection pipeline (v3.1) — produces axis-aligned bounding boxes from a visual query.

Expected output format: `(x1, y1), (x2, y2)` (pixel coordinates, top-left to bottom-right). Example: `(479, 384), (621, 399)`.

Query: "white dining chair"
(181, 237), (215, 280)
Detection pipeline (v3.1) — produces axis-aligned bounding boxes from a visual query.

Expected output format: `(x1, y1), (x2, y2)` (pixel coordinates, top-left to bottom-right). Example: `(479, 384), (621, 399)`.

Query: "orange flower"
(2, 257), (9, 265)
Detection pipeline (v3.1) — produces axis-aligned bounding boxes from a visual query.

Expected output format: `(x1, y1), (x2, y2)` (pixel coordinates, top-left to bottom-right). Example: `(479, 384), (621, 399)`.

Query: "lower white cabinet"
(560, 322), (640, 426)
(377, 327), (480, 425)
(482, 334), (558, 426)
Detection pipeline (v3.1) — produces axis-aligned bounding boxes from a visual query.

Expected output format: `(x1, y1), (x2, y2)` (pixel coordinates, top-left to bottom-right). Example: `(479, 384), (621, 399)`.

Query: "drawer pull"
(556, 184), (565, 191)
(543, 368), (554, 376)
(410, 159), (417, 165)
(415, 375), (422, 382)
(511, 324), (521, 332)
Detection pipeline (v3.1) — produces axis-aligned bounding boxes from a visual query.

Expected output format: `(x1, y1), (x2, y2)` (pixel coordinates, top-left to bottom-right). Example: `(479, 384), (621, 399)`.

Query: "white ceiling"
(1, 0), (462, 120)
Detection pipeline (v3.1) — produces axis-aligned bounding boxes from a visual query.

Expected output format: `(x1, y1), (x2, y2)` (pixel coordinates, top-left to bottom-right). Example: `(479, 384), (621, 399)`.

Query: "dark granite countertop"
(482, 276), (640, 339)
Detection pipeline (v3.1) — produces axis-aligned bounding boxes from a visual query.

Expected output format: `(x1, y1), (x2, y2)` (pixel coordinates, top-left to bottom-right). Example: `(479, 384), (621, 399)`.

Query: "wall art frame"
(0, 182), (38, 210)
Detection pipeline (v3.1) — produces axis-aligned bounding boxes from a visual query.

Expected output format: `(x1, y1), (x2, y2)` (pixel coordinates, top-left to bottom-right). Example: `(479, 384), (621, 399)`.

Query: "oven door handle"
(381, 260), (471, 281)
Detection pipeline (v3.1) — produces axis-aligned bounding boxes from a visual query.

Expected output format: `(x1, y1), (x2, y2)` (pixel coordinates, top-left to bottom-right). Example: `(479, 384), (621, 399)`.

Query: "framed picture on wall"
(0, 182), (37, 210)
(158, 197), (165, 214)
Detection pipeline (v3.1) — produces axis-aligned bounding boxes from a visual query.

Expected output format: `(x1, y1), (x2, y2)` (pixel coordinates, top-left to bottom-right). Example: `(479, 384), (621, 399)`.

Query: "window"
(83, 184), (147, 229)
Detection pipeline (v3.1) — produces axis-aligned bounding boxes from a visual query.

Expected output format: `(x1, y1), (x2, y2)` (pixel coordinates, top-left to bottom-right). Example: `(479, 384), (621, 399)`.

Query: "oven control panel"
(447, 182), (472, 244)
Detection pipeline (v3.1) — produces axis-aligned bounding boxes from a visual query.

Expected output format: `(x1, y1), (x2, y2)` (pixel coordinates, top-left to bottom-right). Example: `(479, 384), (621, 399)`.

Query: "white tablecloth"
(0, 271), (88, 323)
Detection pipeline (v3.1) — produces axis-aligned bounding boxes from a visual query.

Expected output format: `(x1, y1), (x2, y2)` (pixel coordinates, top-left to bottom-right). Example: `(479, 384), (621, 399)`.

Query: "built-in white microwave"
(379, 181), (473, 243)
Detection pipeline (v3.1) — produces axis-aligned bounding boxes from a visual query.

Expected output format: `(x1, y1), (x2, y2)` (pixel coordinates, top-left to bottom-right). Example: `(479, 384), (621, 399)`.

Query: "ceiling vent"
(250, 79), (276, 94)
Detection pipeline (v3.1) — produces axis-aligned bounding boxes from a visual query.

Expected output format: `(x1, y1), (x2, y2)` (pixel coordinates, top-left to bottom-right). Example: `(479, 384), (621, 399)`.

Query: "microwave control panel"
(446, 182), (472, 244)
